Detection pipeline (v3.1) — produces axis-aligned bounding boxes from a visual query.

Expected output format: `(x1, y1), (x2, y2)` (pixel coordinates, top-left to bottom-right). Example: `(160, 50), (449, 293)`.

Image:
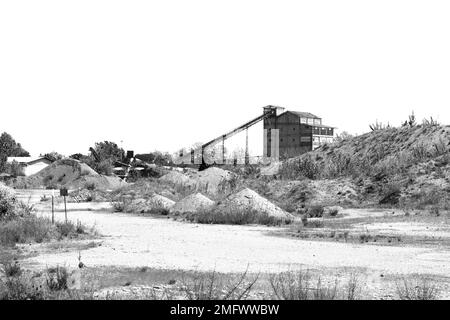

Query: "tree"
(0, 132), (30, 172)
(42, 152), (63, 162)
(135, 151), (173, 166)
(335, 131), (354, 143)
(92, 141), (125, 163)
(4, 160), (25, 177)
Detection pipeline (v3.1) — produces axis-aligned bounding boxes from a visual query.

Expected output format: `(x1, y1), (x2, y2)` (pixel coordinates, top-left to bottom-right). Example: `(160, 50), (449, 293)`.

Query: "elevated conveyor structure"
(177, 105), (284, 170)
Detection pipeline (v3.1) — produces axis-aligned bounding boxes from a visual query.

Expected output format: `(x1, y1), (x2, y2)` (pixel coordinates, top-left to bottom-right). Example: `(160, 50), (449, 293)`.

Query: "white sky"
(1, 0), (449, 157)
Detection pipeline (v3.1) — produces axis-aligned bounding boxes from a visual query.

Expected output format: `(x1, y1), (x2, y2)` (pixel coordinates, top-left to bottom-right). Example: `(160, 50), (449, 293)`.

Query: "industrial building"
(263, 106), (335, 159)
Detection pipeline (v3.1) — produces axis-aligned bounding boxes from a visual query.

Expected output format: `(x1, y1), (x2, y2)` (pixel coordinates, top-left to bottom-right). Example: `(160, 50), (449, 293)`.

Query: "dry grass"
(269, 269), (362, 300)
(396, 277), (439, 300)
(186, 205), (293, 226)
(180, 268), (259, 300)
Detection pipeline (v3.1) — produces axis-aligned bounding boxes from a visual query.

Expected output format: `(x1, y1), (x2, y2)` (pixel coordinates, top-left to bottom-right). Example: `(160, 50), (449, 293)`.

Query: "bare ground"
(12, 190), (450, 299)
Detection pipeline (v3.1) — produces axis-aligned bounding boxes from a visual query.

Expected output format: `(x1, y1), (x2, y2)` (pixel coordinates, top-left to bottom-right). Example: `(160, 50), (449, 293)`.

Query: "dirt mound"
(159, 171), (196, 189)
(159, 167), (236, 196)
(194, 167), (237, 195)
(220, 188), (292, 220)
(260, 161), (282, 176)
(279, 124), (450, 208)
(284, 125), (450, 179)
(11, 158), (126, 190)
(170, 193), (215, 214)
(148, 194), (176, 209)
(126, 194), (175, 213)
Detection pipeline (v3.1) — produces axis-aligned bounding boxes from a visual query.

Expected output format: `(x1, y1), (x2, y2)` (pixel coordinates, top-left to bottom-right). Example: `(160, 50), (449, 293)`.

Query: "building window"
(300, 118), (307, 124)
(307, 118), (314, 125)
(300, 137), (311, 142)
(313, 118), (321, 125)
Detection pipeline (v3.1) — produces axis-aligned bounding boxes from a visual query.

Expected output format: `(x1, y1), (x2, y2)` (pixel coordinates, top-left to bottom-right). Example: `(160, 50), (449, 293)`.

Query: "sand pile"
(12, 159), (126, 190)
(260, 161), (282, 176)
(126, 194), (175, 213)
(219, 188), (291, 219)
(159, 167), (236, 196)
(148, 194), (176, 210)
(159, 171), (196, 190)
(170, 193), (215, 214)
(194, 167), (236, 195)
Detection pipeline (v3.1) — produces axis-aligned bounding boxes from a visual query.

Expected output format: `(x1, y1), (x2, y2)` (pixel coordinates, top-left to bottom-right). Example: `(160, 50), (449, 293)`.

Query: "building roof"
(288, 111), (320, 119)
(6, 156), (51, 165)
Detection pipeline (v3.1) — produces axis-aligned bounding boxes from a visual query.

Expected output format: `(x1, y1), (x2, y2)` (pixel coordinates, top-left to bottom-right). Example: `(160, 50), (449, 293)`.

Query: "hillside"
(278, 124), (450, 209)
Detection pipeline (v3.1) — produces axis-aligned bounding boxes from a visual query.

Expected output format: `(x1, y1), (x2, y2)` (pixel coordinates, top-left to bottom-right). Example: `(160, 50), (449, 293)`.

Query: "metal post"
(222, 136), (225, 164)
(51, 195), (54, 224)
(64, 195), (67, 223)
(245, 128), (249, 165)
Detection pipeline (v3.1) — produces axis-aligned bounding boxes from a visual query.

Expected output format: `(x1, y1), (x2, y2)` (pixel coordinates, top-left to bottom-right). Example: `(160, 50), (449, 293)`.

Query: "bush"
(307, 205), (324, 218)
(396, 278), (438, 300)
(95, 159), (114, 176)
(304, 219), (324, 228)
(270, 270), (361, 300)
(84, 182), (96, 191)
(46, 266), (69, 291)
(0, 275), (45, 300)
(181, 269), (258, 300)
(280, 156), (319, 180)
(0, 184), (17, 220)
(379, 182), (401, 205)
(0, 215), (55, 245)
(188, 206), (293, 226)
(111, 197), (130, 212)
(0, 214), (92, 246)
(55, 221), (77, 238)
(1, 260), (22, 277)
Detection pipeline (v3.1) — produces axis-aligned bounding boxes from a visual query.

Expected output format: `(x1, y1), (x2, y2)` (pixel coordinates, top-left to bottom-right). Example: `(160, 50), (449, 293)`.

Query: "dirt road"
(17, 190), (450, 279)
